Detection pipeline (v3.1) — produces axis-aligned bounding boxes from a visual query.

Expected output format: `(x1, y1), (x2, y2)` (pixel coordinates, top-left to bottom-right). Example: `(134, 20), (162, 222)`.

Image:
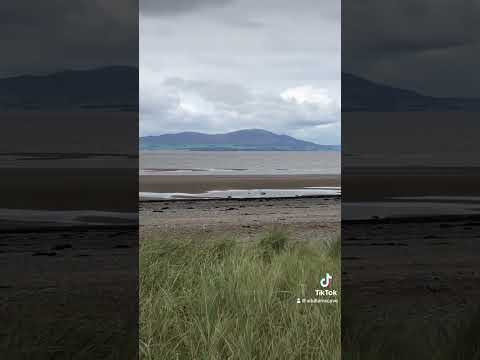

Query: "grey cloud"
(140, 0), (231, 16)
(343, 0), (480, 97)
(140, 76), (339, 142)
(219, 17), (265, 29)
(344, 1), (476, 59)
(0, 0), (137, 76)
(163, 78), (253, 105)
(140, 0), (340, 143)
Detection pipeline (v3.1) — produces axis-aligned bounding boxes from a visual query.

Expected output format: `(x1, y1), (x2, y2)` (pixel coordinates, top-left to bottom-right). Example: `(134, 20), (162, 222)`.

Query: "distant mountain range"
(140, 129), (340, 151)
(4, 67), (479, 113)
(0, 66), (138, 111)
(342, 72), (480, 111)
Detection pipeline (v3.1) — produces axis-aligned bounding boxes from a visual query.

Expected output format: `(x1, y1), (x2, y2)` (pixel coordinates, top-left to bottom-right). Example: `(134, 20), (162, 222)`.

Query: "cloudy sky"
(140, 0), (340, 144)
(0, 0), (137, 77)
(343, 0), (480, 98)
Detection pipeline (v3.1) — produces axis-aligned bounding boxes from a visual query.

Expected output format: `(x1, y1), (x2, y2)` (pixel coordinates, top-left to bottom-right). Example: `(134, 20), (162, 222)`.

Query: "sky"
(343, 0), (480, 98)
(140, 0), (341, 144)
(0, 0), (137, 77)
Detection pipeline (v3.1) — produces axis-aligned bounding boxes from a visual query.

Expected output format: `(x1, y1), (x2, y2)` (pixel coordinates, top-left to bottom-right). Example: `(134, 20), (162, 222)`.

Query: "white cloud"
(140, 76), (340, 143)
(140, 0), (340, 143)
(281, 86), (336, 107)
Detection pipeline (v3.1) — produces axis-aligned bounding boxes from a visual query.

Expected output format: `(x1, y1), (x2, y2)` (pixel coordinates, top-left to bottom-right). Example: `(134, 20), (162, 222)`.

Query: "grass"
(139, 230), (341, 359)
(1, 296), (138, 359)
(343, 305), (480, 360)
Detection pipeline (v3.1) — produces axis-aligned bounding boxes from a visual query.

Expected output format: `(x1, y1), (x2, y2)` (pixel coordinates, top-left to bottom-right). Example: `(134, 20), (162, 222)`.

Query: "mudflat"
(343, 167), (480, 201)
(140, 174), (340, 194)
(1, 168), (137, 211)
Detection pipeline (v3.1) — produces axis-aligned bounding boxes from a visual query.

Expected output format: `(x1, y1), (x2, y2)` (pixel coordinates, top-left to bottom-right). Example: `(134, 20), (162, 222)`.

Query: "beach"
(343, 167), (480, 201)
(139, 177), (341, 359)
(138, 151), (342, 358)
(342, 166), (480, 340)
(0, 226), (138, 357)
(1, 168), (138, 212)
(141, 196), (340, 241)
(0, 152), (138, 356)
(140, 171), (340, 240)
(140, 174), (339, 194)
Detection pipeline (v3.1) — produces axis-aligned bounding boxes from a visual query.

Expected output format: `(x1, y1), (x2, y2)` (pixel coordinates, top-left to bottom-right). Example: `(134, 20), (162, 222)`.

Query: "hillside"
(342, 72), (480, 111)
(0, 66), (138, 111)
(140, 129), (339, 151)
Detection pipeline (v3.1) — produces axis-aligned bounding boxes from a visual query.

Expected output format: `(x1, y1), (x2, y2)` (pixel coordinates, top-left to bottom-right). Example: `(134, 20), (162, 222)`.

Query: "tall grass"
(343, 306), (480, 360)
(140, 231), (341, 359)
(1, 299), (137, 359)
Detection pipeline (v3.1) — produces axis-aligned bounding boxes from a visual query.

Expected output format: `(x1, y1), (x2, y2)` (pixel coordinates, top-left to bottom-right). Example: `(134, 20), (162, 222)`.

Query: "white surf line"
(140, 188), (340, 200)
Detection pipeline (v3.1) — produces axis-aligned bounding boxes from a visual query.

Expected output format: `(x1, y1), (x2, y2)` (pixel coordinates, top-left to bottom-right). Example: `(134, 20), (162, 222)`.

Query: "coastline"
(140, 174), (340, 194)
(140, 196), (340, 242)
(138, 173), (341, 240)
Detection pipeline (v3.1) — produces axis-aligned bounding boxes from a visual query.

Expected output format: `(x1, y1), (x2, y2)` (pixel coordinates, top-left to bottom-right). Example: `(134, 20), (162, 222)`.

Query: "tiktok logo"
(320, 273), (333, 288)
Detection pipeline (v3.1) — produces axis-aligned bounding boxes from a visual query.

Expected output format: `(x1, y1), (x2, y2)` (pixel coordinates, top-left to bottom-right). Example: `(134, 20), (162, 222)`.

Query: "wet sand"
(140, 174), (340, 194)
(343, 167), (480, 201)
(1, 168), (137, 211)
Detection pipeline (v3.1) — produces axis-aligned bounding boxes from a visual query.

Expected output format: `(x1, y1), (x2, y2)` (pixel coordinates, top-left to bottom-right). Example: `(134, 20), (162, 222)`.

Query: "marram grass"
(140, 231), (341, 360)
(343, 305), (480, 360)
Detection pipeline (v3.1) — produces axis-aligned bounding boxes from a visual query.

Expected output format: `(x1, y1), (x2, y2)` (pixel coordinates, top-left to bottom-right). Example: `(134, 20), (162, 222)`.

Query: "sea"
(140, 150), (340, 176)
(140, 150), (341, 200)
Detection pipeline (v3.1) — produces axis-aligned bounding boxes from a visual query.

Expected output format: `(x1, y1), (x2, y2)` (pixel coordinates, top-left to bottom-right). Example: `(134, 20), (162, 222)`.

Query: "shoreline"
(140, 194), (341, 202)
(140, 174), (340, 194)
(140, 196), (340, 242)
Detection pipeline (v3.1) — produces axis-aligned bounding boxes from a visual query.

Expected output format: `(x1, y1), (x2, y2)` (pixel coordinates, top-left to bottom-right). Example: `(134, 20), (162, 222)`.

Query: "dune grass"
(1, 297), (138, 359)
(343, 304), (480, 359)
(139, 230), (341, 359)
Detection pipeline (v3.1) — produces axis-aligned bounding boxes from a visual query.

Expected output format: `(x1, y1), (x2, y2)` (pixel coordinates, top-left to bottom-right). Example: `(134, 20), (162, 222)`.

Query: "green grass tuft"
(140, 231), (341, 359)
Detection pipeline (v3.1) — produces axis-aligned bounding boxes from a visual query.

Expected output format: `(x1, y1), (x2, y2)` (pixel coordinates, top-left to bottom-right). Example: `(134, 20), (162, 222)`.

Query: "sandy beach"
(140, 196), (340, 242)
(140, 163), (340, 239)
(138, 157), (341, 241)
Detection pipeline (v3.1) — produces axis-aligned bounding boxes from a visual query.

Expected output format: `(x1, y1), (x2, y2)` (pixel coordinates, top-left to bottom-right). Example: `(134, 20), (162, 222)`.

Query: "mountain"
(140, 129), (340, 151)
(0, 66), (138, 111)
(342, 72), (480, 111)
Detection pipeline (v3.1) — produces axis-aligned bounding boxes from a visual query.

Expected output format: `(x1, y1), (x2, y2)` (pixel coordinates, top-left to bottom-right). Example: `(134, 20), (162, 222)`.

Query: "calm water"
(140, 150), (340, 175)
